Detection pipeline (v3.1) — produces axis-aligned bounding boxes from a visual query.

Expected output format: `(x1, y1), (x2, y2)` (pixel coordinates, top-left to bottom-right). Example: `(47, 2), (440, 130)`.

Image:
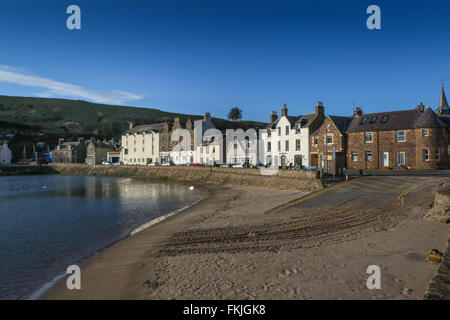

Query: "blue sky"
(0, 0), (449, 122)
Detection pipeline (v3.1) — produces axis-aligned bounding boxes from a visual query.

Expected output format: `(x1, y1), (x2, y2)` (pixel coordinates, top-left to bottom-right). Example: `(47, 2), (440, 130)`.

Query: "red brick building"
(346, 100), (449, 170)
(310, 115), (352, 175)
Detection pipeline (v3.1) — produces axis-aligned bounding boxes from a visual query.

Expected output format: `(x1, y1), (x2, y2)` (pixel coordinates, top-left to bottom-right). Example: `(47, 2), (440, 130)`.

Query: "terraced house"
(120, 122), (169, 165)
(346, 87), (450, 170)
(263, 102), (325, 167)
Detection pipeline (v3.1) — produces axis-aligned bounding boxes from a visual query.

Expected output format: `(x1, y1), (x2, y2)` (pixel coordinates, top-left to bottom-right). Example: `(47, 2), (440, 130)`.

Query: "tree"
(228, 107), (242, 121)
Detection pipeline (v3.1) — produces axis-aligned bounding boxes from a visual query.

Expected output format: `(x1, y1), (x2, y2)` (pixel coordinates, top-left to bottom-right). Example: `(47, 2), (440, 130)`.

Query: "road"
(157, 175), (447, 256)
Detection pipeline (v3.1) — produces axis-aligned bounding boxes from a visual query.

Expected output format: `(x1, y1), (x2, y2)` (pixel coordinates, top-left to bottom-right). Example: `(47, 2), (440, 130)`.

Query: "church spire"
(437, 79), (450, 116)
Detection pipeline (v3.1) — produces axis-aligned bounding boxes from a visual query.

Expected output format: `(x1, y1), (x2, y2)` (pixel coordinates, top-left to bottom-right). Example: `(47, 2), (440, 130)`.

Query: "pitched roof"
(295, 114), (316, 128)
(437, 86), (450, 115)
(329, 115), (353, 133)
(414, 107), (448, 128)
(123, 123), (167, 135)
(345, 109), (422, 132)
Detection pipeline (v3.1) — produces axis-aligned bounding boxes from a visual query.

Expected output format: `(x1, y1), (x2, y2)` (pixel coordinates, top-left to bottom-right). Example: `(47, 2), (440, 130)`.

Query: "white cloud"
(0, 65), (143, 105)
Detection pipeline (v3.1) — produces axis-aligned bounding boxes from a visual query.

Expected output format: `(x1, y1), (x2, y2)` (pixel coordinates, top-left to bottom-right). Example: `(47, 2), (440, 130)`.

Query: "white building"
(261, 102), (325, 167)
(0, 143), (12, 165)
(193, 112), (225, 165)
(120, 122), (169, 165)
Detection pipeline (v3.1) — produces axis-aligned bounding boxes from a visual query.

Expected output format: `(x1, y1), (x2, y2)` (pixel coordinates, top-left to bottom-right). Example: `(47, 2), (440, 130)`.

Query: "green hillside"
(0, 95), (266, 136)
(0, 95), (266, 160)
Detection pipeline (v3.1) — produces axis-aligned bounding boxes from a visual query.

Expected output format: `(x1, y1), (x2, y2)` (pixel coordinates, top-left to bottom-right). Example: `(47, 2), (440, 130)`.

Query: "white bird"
(189, 186), (194, 190)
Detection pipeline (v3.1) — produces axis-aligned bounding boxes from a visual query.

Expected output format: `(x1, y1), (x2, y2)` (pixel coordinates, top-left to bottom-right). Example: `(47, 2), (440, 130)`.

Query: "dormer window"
(369, 116), (377, 123)
(380, 115), (389, 123)
(360, 118), (368, 125)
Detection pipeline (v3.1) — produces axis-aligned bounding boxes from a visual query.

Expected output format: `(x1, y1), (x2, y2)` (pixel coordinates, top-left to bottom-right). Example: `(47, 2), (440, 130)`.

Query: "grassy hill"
(0, 95), (266, 136)
(0, 95), (266, 160)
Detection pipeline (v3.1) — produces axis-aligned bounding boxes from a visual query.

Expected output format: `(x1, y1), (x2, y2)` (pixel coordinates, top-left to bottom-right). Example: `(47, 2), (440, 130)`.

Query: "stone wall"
(425, 191), (450, 223)
(50, 164), (322, 191)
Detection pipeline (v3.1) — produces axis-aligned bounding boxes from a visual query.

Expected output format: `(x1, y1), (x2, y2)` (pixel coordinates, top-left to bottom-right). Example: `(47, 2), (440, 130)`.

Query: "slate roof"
(295, 114), (316, 128)
(414, 107), (448, 128)
(345, 110), (422, 132)
(123, 123), (168, 135)
(328, 115), (353, 134)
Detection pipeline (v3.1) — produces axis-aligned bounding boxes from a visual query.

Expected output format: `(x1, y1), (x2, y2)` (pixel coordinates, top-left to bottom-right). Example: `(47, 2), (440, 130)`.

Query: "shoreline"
(24, 179), (211, 300)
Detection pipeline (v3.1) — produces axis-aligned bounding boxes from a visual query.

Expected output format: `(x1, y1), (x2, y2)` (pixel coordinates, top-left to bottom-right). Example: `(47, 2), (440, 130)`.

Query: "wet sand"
(44, 181), (449, 300)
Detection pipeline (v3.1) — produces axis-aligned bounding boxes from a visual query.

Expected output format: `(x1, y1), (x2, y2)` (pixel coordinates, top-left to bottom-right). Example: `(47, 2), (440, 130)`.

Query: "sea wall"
(0, 165), (54, 176)
(50, 164), (322, 191)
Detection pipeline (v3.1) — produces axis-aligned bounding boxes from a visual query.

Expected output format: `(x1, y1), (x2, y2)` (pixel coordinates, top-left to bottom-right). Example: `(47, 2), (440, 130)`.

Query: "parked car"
(148, 162), (160, 166)
(188, 163), (202, 167)
(161, 162), (171, 166)
(102, 161), (110, 165)
(220, 163), (232, 168)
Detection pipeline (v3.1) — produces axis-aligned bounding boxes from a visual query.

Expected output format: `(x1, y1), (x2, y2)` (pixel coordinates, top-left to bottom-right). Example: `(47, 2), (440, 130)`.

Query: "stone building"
(85, 139), (118, 165)
(262, 102), (325, 167)
(120, 122), (169, 165)
(51, 138), (87, 163)
(310, 115), (352, 175)
(346, 100), (449, 170)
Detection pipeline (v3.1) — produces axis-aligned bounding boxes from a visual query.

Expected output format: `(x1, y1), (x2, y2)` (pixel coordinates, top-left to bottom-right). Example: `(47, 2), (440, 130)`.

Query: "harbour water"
(0, 175), (202, 299)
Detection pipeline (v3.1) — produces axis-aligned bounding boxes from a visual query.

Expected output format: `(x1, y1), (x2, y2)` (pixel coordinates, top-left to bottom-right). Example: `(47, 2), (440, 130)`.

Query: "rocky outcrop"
(424, 237), (450, 300)
(425, 191), (450, 223)
(49, 164), (322, 192)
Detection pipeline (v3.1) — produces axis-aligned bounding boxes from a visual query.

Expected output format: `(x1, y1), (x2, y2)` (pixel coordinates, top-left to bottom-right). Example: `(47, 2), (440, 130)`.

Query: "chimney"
(281, 104), (288, 117)
(270, 111), (278, 123)
(129, 121), (133, 130)
(174, 117), (180, 126)
(416, 102), (425, 112)
(204, 112), (211, 121)
(315, 101), (324, 116)
(353, 107), (363, 117)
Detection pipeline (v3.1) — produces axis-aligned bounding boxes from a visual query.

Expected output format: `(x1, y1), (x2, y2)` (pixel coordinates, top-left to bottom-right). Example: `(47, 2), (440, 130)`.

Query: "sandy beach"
(44, 178), (449, 300)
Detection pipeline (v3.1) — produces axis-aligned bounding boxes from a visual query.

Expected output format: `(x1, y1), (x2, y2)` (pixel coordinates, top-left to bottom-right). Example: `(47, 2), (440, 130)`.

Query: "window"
(267, 142), (271, 152)
(365, 150), (373, 162)
(286, 126), (289, 135)
(326, 134), (333, 144)
(369, 116), (377, 123)
(397, 152), (405, 165)
(380, 115), (389, 123)
(285, 140), (289, 151)
(396, 130), (406, 142)
(351, 151), (358, 162)
(124, 149), (128, 155)
(422, 129), (429, 137)
(278, 141), (280, 151)
(313, 137), (318, 146)
(364, 132), (373, 143)
(142, 147), (145, 152)
(360, 118), (368, 125)
(436, 149), (441, 161)
(296, 139), (301, 151)
(134, 147), (136, 152)
(267, 130), (271, 137)
(278, 127), (281, 136)
(423, 149), (429, 161)
(296, 126), (301, 134)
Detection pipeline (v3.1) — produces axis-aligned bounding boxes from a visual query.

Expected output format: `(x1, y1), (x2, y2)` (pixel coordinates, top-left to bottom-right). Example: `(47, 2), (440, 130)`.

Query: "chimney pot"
(281, 104), (288, 117)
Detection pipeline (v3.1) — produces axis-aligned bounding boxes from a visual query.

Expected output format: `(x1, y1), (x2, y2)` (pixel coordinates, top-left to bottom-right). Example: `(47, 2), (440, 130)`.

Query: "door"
(381, 152), (389, 167)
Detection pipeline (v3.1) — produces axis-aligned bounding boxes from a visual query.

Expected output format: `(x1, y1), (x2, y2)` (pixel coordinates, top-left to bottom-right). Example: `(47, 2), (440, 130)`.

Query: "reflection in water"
(0, 175), (201, 300)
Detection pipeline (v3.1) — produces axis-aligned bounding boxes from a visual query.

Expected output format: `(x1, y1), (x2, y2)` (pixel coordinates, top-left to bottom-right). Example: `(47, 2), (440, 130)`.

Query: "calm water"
(0, 175), (202, 299)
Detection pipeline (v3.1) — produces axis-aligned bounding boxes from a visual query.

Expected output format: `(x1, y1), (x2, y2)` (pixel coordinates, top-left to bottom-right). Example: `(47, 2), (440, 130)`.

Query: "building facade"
(51, 139), (87, 163)
(346, 102), (449, 170)
(120, 122), (169, 165)
(310, 115), (352, 175)
(85, 139), (118, 165)
(262, 102), (325, 167)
